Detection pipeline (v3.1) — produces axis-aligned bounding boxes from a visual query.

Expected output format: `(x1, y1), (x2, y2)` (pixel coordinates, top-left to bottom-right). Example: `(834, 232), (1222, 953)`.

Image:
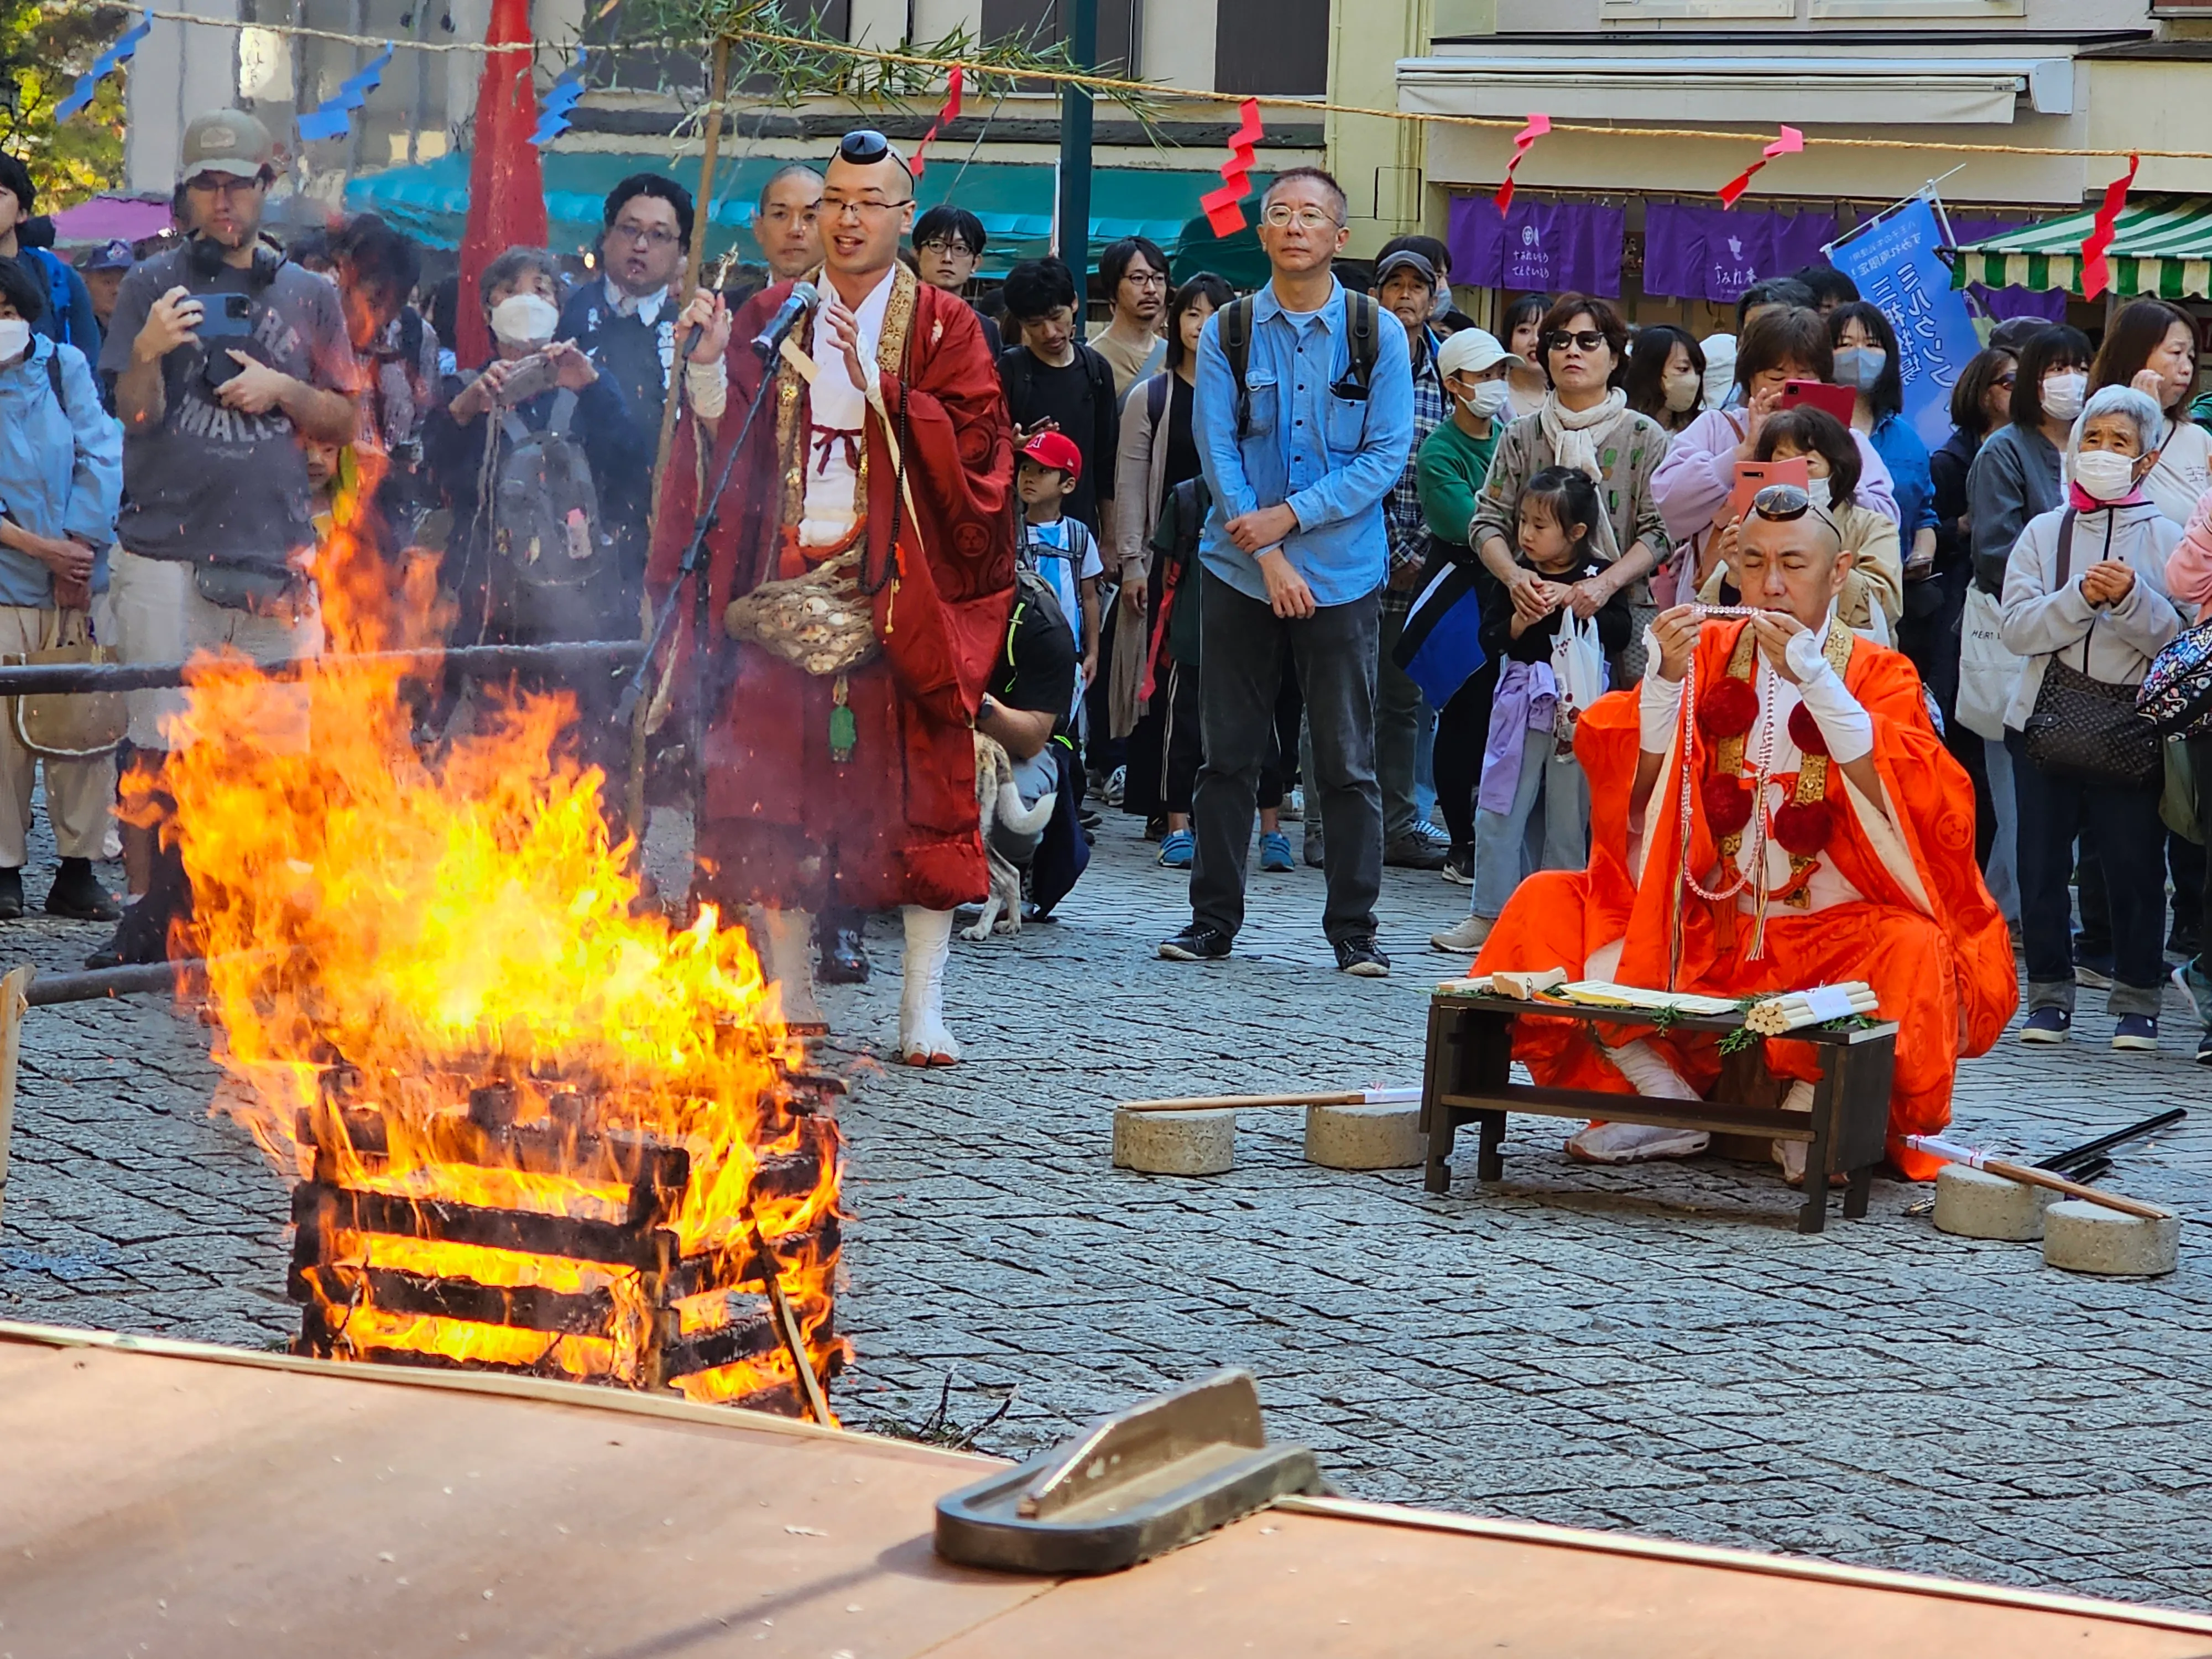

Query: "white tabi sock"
(1565, 1039), (1709, 1164)
(898, 905), (960, 1065)
(757, 906), (828, 1032)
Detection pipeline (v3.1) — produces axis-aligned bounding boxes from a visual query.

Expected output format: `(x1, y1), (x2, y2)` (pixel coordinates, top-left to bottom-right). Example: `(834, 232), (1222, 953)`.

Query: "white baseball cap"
(1436, 327), (1509, 378)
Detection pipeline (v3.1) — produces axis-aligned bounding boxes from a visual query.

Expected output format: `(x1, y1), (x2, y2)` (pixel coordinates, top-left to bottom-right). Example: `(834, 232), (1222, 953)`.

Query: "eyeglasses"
(1121, 270), (1168, 288)
(1545, 328), (1608, 354)
(819, 194), (914, 221)
(917, 237), (978, 258)
(184, 173), (263, 196)
(1261, 204), (1340, 231)
(1994, 372), (2018, 389)
(1750, 482), (1840, 538)
(611, 222), (680, 248)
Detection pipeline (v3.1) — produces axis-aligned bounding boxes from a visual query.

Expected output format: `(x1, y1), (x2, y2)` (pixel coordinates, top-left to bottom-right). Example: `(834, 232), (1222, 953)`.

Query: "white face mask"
(0, 318), (27, 363)
(2074, 449), (2140, 502)
(1462, 378), (1512, 421)
(2043, 370), (2089, 421)
(1662, 371), (1702, 414)
(489, 292), (559, 347)
(1802, 474), (1833, 509)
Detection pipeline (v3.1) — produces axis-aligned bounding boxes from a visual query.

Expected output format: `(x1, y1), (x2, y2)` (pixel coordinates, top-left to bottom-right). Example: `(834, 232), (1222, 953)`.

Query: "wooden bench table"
(1420, 990), (1899, 1234)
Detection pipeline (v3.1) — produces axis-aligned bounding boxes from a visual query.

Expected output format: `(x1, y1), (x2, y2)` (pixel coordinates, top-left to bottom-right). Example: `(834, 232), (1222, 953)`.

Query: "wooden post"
(0, 964), (29, 1229)
(632, 33), (733, 839)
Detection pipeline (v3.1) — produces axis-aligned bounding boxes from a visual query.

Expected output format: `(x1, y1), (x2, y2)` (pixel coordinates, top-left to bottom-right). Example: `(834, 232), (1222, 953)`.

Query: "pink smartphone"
(1728, 456), (1811, 526)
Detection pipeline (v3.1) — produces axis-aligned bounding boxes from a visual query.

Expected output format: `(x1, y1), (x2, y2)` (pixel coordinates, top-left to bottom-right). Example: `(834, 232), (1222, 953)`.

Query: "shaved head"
(1738, 509), (1850, 632)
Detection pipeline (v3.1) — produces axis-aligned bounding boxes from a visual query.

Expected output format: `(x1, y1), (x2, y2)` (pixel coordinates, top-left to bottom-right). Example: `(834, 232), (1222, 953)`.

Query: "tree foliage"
(0, 0), (130, 207)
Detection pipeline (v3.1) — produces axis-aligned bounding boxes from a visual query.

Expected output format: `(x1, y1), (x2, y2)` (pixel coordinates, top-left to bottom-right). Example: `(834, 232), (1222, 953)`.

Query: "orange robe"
(1475, 621), (2017, 1178)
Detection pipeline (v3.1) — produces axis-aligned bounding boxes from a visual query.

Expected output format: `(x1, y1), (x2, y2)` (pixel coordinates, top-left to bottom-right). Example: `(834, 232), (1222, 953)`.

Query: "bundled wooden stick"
(1906, 1134), (2172, 1221)
(1120, 1087), (1420, 1115)
(1744, 982), (1879, 1035)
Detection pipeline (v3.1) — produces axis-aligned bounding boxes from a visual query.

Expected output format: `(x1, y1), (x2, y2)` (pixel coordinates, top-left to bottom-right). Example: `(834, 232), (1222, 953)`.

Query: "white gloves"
(1639, 629), (1684, 754)
(1785, 627), (1874, 764)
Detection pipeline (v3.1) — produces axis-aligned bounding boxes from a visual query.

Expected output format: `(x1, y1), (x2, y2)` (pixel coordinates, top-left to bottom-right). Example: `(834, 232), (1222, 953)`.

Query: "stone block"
(1933, 1164), (2053, 1242)
(1112, 1108), (1234, 1176)
(2042, 1198), (2180, 1277)
(1303, 1102), (1425, 1170)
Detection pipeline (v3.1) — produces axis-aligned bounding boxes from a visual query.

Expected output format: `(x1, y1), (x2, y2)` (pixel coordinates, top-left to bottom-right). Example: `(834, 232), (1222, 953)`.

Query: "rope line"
(98, 8), (2212, 166)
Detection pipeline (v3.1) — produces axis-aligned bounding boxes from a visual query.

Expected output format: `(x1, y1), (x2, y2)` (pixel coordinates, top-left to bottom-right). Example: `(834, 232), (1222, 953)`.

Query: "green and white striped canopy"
(1950, 195), (2212, 300)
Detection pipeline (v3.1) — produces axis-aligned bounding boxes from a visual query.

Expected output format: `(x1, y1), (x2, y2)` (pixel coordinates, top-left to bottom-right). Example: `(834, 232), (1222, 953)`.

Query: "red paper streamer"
(1717, 125), (1804, 210)
(1494, 112), (1551, 213)
(456, 0), (547, 369)
(909, 66), (965, 180)
(2081, 152), (2140, 302)
(1199, 99), (1265, 238)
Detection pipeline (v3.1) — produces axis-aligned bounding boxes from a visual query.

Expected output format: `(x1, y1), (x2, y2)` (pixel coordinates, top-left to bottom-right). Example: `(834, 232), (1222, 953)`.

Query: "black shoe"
(1384, 833), (1448, 872)
(1333, 933), (1391, 977)
(1144, 814), (1167, 843)
(2197, 1029), (2212, 1067)
(46, 858), (121, 922)
(1158, 922), (1232, 961)
(87, 896), (172, 968)
(817, 924), (870, 985)
(0, 868), (22, 920)
(1078, 808), (1103, 832)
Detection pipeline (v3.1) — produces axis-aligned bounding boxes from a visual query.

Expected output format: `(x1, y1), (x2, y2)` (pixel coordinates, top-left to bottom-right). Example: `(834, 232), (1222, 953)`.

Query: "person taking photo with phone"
(92, 108), (360, 971)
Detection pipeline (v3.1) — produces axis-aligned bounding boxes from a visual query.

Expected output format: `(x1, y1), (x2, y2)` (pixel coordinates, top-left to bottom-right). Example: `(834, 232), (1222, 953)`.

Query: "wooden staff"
(1906, 1135), (2172, 1222)
(1119, 1087), (1421, 1114)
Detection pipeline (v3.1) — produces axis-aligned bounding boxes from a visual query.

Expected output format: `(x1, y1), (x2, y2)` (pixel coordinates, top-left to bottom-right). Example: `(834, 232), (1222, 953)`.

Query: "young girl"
(1433, 467), (1631, 953)
(1696, 406), (1904, 636)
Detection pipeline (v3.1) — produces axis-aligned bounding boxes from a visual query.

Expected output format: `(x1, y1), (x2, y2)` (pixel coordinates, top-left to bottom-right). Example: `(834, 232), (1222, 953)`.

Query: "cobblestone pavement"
(6, 810), (2212, 1611)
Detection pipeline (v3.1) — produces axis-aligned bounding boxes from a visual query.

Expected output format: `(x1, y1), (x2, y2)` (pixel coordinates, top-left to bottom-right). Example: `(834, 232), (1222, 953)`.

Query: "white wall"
(126, 0), (242, 192)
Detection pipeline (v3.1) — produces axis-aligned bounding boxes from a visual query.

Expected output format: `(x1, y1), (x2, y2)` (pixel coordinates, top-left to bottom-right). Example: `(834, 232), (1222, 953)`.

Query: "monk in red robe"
(649, 132), (1015, 1062)
(1470, 487), (2017, 1180)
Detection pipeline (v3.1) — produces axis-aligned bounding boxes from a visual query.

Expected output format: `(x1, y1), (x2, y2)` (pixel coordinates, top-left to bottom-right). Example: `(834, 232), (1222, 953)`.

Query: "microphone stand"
(612, 354), (782, 735)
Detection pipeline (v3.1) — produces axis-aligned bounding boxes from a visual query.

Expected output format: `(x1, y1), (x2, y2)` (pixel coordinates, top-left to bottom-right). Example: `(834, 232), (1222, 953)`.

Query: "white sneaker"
(1430, 914), (1494, 953)
(1565, 1121), (1710, 1164)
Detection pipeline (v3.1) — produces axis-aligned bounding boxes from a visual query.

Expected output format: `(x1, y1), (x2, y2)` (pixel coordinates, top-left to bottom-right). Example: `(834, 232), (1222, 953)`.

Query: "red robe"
(1476, 622), (2018, 1178)
(649, 268), (1016, 914)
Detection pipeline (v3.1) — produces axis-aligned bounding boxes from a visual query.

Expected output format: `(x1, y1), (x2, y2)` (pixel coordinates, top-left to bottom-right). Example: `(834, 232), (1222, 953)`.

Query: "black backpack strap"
(1345, 291), (1379, 392)
(1146, 370), (1168, 433)
(1220, 295), (1255, 439)
(547, 388), (580, 439)
(1000, 346), (1033, 425)
(45, 346), (65, 415)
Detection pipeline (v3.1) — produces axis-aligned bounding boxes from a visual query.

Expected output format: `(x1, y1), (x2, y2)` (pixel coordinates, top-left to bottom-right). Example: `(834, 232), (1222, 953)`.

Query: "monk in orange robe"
(1472, 488), (2017, 1180)
(649, 133), (1015, 1063)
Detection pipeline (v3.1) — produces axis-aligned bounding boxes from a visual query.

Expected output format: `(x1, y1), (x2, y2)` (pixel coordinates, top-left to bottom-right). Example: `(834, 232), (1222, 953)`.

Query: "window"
(1599, 1), (1793, 17)
(982, 0), (1142, 76)
(1214, 0), (1328, 96)
(1809, 0), (2023, 14)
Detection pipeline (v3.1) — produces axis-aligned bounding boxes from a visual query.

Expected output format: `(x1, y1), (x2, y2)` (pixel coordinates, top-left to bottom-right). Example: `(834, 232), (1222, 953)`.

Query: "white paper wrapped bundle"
(1744, 982), (1879, 1036)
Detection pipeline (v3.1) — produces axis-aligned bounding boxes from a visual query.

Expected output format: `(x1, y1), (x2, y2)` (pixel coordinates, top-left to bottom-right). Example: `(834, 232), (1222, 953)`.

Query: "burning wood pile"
(149, 514), (847, 1419)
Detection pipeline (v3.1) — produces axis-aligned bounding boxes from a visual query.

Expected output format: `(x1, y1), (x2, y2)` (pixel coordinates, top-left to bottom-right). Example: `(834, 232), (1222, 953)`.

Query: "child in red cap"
(1017, 429), (1103, 715)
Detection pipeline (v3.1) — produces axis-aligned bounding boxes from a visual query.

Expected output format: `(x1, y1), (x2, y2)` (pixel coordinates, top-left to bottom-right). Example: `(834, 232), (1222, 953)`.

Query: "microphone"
(750, 280), (821, 362)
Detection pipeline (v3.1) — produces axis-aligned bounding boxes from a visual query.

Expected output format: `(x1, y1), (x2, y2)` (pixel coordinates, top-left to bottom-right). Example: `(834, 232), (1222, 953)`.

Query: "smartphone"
(1780, 378), (1856, 426)
(494, 352), (559, 405)
(199, 294), (257, 388)
(196, 291), (254, 341)
(1728, 456), (1811, 527)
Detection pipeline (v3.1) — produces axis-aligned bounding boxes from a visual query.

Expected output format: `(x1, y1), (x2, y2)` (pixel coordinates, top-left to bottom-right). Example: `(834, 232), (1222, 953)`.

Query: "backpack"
(1217, 289), (1381, 440)
(1000, 340), (1117, 445)
(484, 388), (617, 637)
(24, 248), (75, 342)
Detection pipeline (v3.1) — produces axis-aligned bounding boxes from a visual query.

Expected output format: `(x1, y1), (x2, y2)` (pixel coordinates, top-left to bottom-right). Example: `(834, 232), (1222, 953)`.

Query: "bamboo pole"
(0, 965), (28, 1229)
(1905, 1135), (2172, 1222)
(1120, 1087), (1420, 1114)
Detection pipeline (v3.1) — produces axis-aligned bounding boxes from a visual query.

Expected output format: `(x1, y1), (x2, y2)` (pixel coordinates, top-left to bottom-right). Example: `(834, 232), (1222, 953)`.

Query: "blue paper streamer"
(297, 42), (395, 142)
(54, 18), (152, 123)
(531, 50), (588, 148)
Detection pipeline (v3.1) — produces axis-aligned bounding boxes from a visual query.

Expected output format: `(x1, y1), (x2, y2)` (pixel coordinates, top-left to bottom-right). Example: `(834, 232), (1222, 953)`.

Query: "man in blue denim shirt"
(1157, 166), (1414, 976)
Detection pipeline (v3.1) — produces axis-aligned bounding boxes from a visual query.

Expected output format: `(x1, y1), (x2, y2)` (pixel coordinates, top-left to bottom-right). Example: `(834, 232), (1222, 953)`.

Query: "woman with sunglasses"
(1469, 294), (1671, 680)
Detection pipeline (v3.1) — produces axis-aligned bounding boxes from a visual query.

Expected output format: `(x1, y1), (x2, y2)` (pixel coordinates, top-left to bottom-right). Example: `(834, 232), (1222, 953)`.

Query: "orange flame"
(165, 441), (846, 1414)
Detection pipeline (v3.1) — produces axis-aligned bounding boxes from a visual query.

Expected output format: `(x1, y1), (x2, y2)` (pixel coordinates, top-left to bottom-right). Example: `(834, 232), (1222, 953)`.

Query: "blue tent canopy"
(344, 150), (1270, 285)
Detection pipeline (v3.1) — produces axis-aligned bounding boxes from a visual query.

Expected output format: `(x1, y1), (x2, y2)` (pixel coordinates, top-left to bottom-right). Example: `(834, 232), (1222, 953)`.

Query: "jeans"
(1191, 571), (1381, 945)
(1982, 737), (2021, 927)
(1376, 586), (1424, 841)
(1470, 733), (1588, 920)
(2006, 731), (2167, 1016)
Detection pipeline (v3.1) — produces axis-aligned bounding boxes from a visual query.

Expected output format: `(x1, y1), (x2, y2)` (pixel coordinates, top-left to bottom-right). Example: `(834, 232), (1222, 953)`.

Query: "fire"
(156, 442), (847, 1416)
